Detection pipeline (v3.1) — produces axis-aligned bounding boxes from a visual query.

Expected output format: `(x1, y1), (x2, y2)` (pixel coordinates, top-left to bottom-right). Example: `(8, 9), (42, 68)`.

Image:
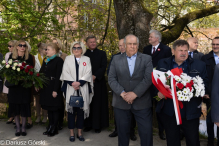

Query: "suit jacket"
(201, 51), (216, 97)
(211, 63), (219, 122)
(143, 42), (172, 68)
(193, 50), (204, 60)
(156, 56), (208, 120)
(108, 52), (153, 110)
(107, 52), (121, 75)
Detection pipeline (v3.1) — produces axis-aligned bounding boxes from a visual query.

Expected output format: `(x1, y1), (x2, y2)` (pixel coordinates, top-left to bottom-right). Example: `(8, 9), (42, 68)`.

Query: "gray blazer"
(211, 63), (219, 122)
(108, 52), (153, 110)
(193, 50), (204, 60)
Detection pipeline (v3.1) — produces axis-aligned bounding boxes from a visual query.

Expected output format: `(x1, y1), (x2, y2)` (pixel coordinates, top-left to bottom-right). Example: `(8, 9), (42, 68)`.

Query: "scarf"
(44, 54), (58, 64)
(60, 55), (94, 119)
(38, 53), (44, 66)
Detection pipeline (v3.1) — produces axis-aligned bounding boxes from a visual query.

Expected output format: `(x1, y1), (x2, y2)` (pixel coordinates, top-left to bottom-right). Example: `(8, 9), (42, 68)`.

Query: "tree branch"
(23, 0), (52, 39)
(98, 0), (112, 47)
(162, 5), (219, 44)
(185, 25), (193, 37)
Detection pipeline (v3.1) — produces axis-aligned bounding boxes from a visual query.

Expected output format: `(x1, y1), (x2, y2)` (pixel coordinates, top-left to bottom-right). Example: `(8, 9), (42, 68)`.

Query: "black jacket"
(193, 50), (204, 60)
(143, 42), (172, 68)
(40, 57), (64, 108)
(156, 56), (208, 120)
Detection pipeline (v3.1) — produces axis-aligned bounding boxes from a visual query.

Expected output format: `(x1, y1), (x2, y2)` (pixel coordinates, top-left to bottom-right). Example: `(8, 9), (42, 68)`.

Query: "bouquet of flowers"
(152, 68), (205, 125)
(0, 59), (48, 88)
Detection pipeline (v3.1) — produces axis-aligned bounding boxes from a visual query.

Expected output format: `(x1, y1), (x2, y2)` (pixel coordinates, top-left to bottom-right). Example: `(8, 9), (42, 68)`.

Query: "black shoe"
(109, 131), (118, 137)
(26, 123), (33, 129)
(83, 127), (92, 132)
(47, 125), (58, 137)
(159, 132), (166, 140)
(43, 125), (52, 135)
(69, 136), (75, 142)
(15, 131), (21, 136)
(58, 125), (63, 130)
(207, 140), (214, 146)
(130, 134), (137, 141)
(77, 135), (85, 141)
(6, 118), (14, 124)
(95, 129), (101, 133)
(21, 132), (27, 136)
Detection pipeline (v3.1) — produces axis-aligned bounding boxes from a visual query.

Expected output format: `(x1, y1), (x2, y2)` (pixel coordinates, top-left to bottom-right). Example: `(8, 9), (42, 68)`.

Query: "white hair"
(123, 34), (139, 47)
(149, 30), (162, 42)
(70, 41), (87, 55)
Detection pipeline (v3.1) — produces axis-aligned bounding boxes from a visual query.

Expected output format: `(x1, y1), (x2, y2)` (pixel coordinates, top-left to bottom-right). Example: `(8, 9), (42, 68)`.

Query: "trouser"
(68, 107), (84, 129)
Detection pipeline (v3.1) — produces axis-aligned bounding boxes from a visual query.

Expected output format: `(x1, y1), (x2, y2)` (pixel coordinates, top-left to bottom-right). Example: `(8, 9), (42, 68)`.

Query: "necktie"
(152, 47), (156, 54)
(189, 52), (192, 58)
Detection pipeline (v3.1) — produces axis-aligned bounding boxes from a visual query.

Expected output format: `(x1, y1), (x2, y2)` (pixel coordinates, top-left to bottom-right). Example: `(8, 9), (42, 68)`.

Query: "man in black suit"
(201, 37), (219, 146)
(156, 40), (208, 146)
(143, 29), (172, 140)
(187, 37), (204, 60)
(107, 39), (137, 141)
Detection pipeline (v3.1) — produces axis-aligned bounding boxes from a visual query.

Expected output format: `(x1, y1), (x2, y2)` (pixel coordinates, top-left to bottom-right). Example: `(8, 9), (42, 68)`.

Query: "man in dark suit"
(143, 29), (172, 140)
(143, 29), (172, 67)
(156, 40), (208, 146)
(187, 37), (204, 60)
(108, 34), (153, 146)
(107, 39), (137, 141)
(201, 37), (219, 146)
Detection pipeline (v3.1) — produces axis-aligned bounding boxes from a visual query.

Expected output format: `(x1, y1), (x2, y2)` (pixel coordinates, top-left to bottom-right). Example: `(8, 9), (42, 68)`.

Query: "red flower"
(22, 62), (26, 66)
(25, 68), (29, 73)
(20, 66), (24, 70)
(190, 80), (194, 86)
(36, 73), (40, 77)
(29, 71), (33, 75)
(186, 83), (192, 91)
(26, 66), (30, 70)
(177, 83), (184, 90)
(30, 66), (33, 69)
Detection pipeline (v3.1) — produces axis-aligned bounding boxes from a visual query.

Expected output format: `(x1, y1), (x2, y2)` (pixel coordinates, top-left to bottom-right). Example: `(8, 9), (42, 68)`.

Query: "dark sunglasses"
(72, 47), (82, 50)
(18, 44), (27, 48)
(44, 49), (47, 51)
(8, 45), (13, 48)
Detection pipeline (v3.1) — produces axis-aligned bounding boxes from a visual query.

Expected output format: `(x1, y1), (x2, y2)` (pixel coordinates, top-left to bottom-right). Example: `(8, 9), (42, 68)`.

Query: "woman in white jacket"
(34, 42), (47, 123)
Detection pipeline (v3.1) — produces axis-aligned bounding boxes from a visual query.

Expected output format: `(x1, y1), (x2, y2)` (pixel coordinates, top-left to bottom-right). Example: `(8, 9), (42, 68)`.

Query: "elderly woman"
(3, 40), (17, 124)
(7, 40), (34, 136)
(60, 41), (93, 142)
(34, 42), (47, 124)
(39, 43), (63, 137)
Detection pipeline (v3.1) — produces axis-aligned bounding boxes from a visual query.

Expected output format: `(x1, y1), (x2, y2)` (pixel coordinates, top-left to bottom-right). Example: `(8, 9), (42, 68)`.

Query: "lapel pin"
(158, 48), (160, 51)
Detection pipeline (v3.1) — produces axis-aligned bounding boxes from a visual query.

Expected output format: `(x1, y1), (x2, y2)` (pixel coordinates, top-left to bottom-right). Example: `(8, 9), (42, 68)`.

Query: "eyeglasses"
(18, 44), (27, 48)
(44, 49), (47, 51)
(8, 45), (13, 48)
(72, 47), (82, 50)
(212, 44), (219, 46)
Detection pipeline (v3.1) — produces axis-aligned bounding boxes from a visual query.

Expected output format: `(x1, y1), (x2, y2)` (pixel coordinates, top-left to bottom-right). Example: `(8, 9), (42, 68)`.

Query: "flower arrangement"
(0, 59), (48, 88)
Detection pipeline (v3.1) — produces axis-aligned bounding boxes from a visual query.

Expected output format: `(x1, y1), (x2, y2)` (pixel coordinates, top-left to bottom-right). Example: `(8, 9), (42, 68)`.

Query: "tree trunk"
(114, 0), (153, 52)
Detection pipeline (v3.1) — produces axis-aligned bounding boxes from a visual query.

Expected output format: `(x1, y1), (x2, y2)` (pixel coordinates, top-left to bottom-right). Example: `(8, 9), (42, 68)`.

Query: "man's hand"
(215, 122), (219, 127)
(203, 94), (210, 99)
(124, 92), (137, 104)
(120, 91), (127, 99)
(158, 92), (165, 99)
(52, 91), (57, 98)
(72, 82), (80, 90)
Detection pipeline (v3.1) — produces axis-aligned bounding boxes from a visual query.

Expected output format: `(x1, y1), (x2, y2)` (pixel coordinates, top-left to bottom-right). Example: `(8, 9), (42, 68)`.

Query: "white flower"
(200, 90), (205, 97)
(177, 91), (182, 97)
(6, 64), (10, 68)
(18, 63), (22, 66)
(195, 91), (200, 97)
(184, 96), (189, 101)
(174, 76), (181, 82)
(178, 95), (184, 101)
(191, 87), (194, 93)
(17, 68), (20, 72)
(189, 92), (193, 98)
(181, 81), (187, 86)
(2, 60), (6, 64)
(8, 60), (12, 65)
(12, 66), (16, 70)
(182, 88), (189, 94)
(13, 63), (18, 66)
(194, 84), (198, 89)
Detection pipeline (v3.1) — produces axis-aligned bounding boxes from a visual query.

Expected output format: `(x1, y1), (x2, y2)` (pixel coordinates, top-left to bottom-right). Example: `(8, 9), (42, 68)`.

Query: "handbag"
(69, 90), (84, 108)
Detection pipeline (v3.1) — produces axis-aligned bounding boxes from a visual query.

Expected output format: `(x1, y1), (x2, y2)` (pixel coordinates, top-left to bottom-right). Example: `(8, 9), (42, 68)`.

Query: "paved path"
(0, 119), (210, 146)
